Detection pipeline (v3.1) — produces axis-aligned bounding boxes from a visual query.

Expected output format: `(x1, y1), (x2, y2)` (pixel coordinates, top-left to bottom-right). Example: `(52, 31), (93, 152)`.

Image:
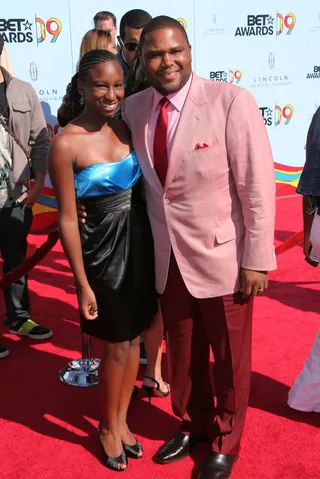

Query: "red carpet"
(1, 194), (319, 478)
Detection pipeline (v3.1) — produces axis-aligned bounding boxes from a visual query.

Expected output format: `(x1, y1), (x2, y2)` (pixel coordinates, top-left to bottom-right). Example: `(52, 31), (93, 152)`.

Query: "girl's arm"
(48, 135), (97, 320)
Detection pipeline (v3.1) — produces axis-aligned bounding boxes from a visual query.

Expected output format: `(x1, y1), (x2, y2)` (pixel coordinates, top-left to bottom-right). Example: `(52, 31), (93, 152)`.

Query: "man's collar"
(0, 67), (12, 86)
(120, 49), (129, 68)
(151, 73), (193, 113)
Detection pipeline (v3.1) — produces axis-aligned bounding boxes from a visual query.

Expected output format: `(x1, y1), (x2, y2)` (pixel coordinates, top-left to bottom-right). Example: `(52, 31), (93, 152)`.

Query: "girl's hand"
(78, 285), (98, 320)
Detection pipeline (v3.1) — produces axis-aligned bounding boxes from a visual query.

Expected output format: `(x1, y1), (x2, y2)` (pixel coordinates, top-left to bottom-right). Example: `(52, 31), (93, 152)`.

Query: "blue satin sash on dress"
(74, 151), (142, 199)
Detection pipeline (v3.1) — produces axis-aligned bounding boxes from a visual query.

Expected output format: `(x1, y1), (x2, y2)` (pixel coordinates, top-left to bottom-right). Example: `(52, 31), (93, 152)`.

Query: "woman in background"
(57, 29), (117, 126)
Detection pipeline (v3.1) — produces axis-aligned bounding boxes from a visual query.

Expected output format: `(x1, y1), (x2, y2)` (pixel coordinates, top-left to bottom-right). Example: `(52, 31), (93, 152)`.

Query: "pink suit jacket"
(122, 74), (276, 298)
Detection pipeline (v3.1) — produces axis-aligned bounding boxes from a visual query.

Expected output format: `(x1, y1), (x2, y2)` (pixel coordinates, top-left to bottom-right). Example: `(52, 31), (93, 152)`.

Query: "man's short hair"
(139, 15), (189, 49)
(119, 9), (152, 39)
(93, 11), (117, 28)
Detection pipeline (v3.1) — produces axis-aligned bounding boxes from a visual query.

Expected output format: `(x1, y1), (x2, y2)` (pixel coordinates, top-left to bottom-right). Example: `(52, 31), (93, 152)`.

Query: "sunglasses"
(118, 37), (138, 52)
(125, 42), (138, 52)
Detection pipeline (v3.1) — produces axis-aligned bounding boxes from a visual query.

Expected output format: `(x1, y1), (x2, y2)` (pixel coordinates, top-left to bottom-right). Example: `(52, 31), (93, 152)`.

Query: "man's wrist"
(242, 267), (267, 273)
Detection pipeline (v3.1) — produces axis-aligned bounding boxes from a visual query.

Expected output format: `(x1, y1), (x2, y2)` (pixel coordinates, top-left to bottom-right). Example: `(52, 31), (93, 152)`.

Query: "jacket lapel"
(164, 75), (207, 191)
(134, 88), (164, 195)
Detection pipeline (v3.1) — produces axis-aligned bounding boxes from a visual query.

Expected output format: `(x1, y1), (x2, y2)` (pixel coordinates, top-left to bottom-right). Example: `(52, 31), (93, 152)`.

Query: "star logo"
(23, 20), (33, 31)
(267, 108), (273, 117)
(268, 16), (275, 25)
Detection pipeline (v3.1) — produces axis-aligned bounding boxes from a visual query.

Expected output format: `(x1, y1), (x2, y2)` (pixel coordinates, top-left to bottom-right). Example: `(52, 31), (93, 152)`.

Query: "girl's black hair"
(78, 49), (121, 82)
(63, 49), (122, 122)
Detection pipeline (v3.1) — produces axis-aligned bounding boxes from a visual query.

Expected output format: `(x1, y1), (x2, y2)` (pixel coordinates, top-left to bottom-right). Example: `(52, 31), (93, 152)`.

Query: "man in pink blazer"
(122, 16), (276, 479)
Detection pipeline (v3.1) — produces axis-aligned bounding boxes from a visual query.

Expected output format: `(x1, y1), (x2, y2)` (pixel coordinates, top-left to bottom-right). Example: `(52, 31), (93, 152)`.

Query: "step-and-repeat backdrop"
(1, 1), (319, 230)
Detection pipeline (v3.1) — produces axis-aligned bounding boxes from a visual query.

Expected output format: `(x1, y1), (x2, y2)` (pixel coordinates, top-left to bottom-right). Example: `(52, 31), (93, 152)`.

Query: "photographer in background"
(299, 106), (320, 265)
(0, 36), (52, 359)
(287, 106), (320, 411)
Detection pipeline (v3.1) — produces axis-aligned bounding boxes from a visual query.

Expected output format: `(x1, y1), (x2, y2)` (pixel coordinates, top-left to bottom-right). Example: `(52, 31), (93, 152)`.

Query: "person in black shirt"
(117, 10), (152, 86)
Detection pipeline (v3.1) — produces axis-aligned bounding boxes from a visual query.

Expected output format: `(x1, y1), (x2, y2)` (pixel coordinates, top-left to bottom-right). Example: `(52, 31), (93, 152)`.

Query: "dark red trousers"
(160, 255), (253, 455)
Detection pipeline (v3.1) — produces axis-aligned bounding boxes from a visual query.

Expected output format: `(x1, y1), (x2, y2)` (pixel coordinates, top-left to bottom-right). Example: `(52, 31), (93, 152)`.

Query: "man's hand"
(25, 185), (42, 207)
(16, 184), (43, 208)
(17, 172), (46, 208)
(240, 268), (268, 299)
(77, 203), (87, 224)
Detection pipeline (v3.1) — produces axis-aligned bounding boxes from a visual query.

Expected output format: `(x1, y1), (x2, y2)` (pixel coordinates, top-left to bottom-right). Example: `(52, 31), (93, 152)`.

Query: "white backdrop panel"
(194, 0), (319, 168)
(2, 1), (320, 171)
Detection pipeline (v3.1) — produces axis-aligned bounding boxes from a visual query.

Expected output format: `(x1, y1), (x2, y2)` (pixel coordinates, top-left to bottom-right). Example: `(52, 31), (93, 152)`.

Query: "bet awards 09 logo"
(0, 17), (62, 44)
(235, 13), (296, 37)
(210, 69), (242, 84)
(260, 104), (294, 127)
(306, 66), (320, 79)
(0, 18), (33, 43)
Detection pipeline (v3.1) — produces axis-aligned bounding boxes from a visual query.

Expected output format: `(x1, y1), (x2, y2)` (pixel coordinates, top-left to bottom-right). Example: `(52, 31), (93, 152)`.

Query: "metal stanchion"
(59, 332), (100, 387)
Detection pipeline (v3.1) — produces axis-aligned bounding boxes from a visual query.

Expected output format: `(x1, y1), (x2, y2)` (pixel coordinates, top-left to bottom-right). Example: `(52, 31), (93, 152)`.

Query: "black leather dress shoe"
(154, 433), (203, 464)
(198, 452), (236, 479)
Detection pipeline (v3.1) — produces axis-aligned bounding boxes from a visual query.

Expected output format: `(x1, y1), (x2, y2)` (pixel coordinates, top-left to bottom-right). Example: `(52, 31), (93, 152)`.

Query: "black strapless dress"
(75, 155), (157, 342)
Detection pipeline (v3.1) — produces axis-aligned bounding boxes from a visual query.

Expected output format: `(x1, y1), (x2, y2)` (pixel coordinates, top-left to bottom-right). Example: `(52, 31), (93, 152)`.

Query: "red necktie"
(153, 98), (170, 186)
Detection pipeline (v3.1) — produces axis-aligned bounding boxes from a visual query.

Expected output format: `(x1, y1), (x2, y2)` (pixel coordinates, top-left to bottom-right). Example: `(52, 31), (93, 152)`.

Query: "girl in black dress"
(49, 50), (156, 472)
